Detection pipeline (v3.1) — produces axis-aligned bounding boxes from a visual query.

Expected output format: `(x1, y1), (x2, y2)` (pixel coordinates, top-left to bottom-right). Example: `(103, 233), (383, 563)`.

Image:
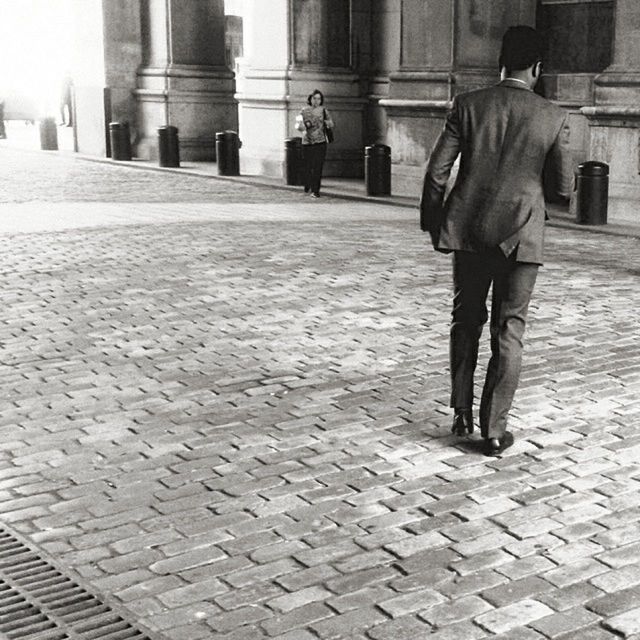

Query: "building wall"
(70, 0), (640, 220)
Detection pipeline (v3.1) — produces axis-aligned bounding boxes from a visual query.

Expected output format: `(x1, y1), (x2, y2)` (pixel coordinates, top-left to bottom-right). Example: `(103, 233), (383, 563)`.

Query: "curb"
(74, 153), (640, 240)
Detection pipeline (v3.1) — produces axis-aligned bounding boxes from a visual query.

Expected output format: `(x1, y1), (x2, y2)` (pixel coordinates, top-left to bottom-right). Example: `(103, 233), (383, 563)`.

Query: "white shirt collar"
(503, 77), (531, 89)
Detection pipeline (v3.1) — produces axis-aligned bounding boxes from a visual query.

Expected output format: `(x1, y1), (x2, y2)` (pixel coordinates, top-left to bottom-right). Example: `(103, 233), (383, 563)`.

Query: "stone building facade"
(71, 0), (640, 223)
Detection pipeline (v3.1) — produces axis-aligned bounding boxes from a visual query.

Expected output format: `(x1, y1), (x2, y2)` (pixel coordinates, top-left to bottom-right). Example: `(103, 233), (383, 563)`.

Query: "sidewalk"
(3, 118), (637, 239)
(81, 152), (640, 240)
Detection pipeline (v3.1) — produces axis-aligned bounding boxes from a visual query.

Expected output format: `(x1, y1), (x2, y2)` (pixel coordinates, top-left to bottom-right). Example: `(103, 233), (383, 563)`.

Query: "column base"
(379, 99), (450, 197)
(581, 104), (640, 225)
(594, 69), (640, 105)
(135, 65), (237, 161)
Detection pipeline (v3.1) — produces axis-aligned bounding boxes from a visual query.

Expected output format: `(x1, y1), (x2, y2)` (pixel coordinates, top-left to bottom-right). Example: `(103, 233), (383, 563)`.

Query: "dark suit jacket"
(420, 79), (571, 264)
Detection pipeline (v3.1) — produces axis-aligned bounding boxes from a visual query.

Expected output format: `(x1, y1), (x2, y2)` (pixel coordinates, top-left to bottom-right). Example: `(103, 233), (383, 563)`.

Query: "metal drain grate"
(0, 527), (164, 640)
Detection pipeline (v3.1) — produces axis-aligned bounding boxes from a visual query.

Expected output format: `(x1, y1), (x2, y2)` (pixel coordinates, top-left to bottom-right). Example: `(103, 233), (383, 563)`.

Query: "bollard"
(284, 137), (304, 185)
(575, 161), (608, 225)
(365, 144), (391, 196)
(39, 117), (58, 150)
(158, 125), (180, 168)
(109, 122), (132, 161)
(215, 130), (240, 176)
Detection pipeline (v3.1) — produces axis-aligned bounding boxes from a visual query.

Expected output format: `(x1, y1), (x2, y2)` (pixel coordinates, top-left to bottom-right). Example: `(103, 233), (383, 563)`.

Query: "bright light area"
(224, 0), (244, 17)
(0, 0), (74, 119)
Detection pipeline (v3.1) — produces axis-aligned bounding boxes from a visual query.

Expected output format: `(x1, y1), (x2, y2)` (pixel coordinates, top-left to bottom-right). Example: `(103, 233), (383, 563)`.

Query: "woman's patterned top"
(296, 106), (334, 145)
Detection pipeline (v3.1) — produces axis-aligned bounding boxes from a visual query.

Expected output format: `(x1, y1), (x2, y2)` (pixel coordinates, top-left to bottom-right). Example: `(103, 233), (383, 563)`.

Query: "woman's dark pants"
(303, 142), (327, 195)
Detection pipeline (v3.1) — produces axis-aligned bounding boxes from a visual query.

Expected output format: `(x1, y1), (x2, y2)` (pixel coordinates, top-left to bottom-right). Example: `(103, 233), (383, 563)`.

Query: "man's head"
(499, 25), (544, 83)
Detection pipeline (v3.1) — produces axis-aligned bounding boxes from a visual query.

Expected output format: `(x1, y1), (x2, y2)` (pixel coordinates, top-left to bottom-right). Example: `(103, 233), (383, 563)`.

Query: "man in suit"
(420, 25), (571, 456)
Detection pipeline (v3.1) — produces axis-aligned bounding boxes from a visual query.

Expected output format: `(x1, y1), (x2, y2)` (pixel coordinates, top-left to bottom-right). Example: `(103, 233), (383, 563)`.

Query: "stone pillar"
(380, 0), (454, 195)
(71, 0), (143, 157)
(366, 0), (400, 145)
(382, 0), (536, 196)
(583, 0), (640, 223)
(454, 1), (536, 94)
(136, 0), (237, 161)
(237, 0), (367, 178)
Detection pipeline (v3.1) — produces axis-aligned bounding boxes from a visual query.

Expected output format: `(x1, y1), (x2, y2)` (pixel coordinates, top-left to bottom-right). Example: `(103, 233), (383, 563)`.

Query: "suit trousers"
(450, 249), (538, 439)
(303, 142), (326, 195)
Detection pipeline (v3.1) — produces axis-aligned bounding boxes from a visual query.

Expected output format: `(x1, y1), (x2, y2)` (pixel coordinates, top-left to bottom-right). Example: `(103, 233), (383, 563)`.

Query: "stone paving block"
(116, 575), (186, 602)
(438, 569), (508, 598)
(495, 554), (557, 580)
(325, 565), (399, 596)
(207, 604), (273, 634)
(384, 530), (450, 558)
(598, 541), (640, 569)
(148, 602), (221, 631)
(482, 575), (555, 607)
(260, 602), (334, 637)
(555, 626), (620, 640)
(355, 526), (413, 551)
(419, 594), (493, 626)
(543, 558), (609, 588)
(603, 607), (640, 637)
(292, 538), (361, 568)
(332, 548), (395, 574)
(474, 599), (555, 634)
(530, 606), (602, 638)
(545, 540), (605, 565)
(504, 532), (565, 558)
(590, 563), (640, 593)
(586, 586), (640, 617)
(224, 558), (302, 589)
(449, 549), (514, 576)
(440, 519), (503, 543)
(326, 584), (396, 614)
(378, 588), (447, 618)
(267, 586), (332, 614)
(157, 578), (228, 608)
(310, 605), (388, 639)
(367, 615), (431, 640)
(552, 503), (612, 526)
(533, 582), (603, 614)
(275, 565), (340, 592)
(490, 628), (546, 640)
(553, 521), (607, 543)
(594, 524), (640, 549)
(215, 582), (287, 612)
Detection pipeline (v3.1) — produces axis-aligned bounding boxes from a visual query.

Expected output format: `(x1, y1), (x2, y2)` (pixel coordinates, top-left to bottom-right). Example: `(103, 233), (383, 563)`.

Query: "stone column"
(454, 0), (536, 93)
(71, 0), (143, 157)
(136, 0), (237, 161)
(382, 0), (537, 196)
(582, 0), (640, 223)
(380, 0), (454, 195)
(366, 0), (400, 145)
(237, 0), (367, 178)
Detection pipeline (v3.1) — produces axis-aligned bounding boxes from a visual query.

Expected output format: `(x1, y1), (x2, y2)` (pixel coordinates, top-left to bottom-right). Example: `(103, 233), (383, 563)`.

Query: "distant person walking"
(420, 26), (571, 456)
(295, 89), (334, 198)
(0, 97), (6, 139)
(59, 75), (73, 127)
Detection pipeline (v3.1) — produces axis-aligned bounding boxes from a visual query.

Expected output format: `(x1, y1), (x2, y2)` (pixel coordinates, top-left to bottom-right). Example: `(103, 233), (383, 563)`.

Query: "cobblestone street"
(1, 146), (640, 639)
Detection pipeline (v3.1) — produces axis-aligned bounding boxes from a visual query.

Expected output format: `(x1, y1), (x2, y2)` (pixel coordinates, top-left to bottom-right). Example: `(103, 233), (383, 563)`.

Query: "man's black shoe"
(484, 431), (514, 456)
(451, 409), (473, 436)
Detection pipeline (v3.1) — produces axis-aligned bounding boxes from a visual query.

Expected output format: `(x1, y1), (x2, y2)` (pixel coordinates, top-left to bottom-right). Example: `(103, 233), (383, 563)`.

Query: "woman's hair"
(307, 89), (324, 106)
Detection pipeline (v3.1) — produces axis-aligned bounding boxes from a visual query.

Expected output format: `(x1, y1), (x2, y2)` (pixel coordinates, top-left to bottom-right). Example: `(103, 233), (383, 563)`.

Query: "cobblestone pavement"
(1, 147), (640, 640)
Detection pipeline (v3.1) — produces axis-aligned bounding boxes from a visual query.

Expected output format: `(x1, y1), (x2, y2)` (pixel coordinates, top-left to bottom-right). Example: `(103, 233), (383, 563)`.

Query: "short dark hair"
(307, 89), (324, 106)
(499, 26), (544, 72)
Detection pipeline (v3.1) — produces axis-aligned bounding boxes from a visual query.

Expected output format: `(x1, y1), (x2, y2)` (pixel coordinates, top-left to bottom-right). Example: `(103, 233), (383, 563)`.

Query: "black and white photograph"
(0, 1), (639, 639)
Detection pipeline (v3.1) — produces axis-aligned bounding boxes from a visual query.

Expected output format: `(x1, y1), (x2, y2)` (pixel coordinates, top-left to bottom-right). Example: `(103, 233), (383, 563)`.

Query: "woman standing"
(296, 89), (334, 198)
